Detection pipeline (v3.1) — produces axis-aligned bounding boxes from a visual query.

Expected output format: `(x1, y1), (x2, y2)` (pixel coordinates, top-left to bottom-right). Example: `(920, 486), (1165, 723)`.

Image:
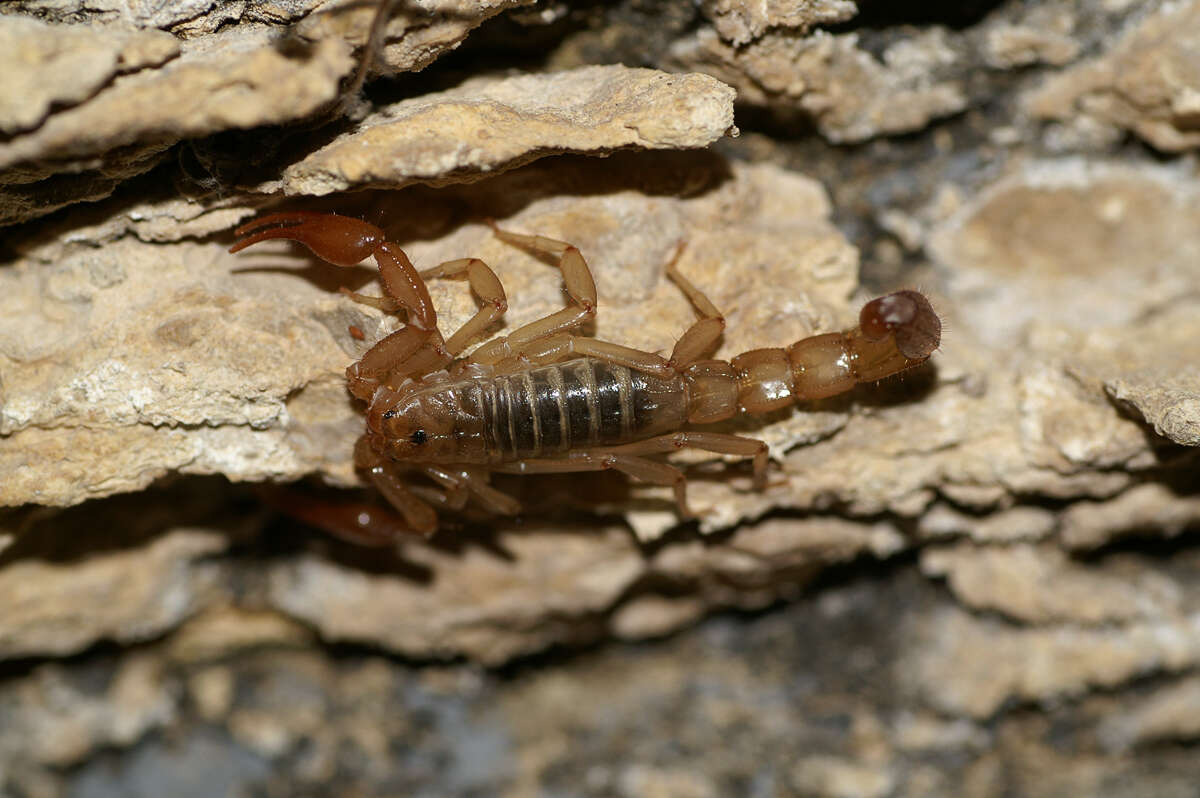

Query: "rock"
(921, 542), (1183, 625)
(979, 5), (1080, 68)
(281, 66), (737, 196)
(1028, 0), (1200, 152)
(699, 0), (857, 47)
(0, 15), (179, 137)
(0, 530), (229, 659)
(673, 27), (967, 143)
(293, 0), (532, 76)
(0, 27), (354, 184)
(904, 601), (1200, 718)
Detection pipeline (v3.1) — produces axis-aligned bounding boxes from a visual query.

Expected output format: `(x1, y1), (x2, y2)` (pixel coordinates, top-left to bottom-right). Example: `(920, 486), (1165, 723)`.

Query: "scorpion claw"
(229, 211), (385, 268)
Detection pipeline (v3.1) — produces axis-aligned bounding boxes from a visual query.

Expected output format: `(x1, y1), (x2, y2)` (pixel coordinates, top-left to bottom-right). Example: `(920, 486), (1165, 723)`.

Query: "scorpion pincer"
(231, 212), (941, 542)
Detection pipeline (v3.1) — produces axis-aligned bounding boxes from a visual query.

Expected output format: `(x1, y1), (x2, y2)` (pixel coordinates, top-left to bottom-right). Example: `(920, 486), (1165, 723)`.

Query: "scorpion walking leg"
(495, 453), (693, 517)
(596, 432), (769, 491)
(418, 258), (508, 356)
(465, 224), (672, 375)
(664, 247), (727, 369)
(354, 438), (438, 536)
(467, 224), (598, 364)
(488, 332), (672, 376)
(420, 466), (520, 516)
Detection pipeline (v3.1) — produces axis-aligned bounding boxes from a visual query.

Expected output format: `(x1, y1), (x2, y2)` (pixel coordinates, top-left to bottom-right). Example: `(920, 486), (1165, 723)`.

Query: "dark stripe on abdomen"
(482, 359), (688, 461)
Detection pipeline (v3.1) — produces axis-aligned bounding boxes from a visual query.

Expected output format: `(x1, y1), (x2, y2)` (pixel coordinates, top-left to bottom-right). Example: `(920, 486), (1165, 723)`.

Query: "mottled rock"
(282, 66), (737, 196)
(267, 524), (643, 664)
(1029, 0), (1200, 151)
(0, 530), (229, 659)
(699, 0), (857, 47)
(921, 542), (1183, 625)
(0, 15), (179, 136)
(0, 27), (354, 183)
(294, 0), (530, 76)
(929, 160), (1200, 346)
(0, 654), (176, 769)
(1097, 676), (1200, 751)
(906, 601), (1200, 718)
(980, 5), (1080, 68)
(673, 28), (966, 143)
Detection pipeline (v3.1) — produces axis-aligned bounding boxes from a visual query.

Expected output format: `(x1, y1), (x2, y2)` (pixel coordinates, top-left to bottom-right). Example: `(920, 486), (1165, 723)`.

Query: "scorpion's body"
(371, 358), (686, 465)
(231, 211), (941, 542)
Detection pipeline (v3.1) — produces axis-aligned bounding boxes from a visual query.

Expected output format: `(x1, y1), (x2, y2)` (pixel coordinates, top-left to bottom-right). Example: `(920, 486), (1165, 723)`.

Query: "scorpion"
(231, 211), (941, 542)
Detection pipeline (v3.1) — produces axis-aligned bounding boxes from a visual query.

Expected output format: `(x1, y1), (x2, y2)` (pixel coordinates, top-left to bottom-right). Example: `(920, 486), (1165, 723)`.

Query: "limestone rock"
(293, 0), (532, 76)
(673, 27), (966, 143)
(699, 0), (857, 47)
(0, 15), (179, 136)
(905, 599), (1200, 718)
(0, 27), (354, 183)
(1029, 0), (1200, 152)
(921, 542), (1183, 625)
(281, 66), (738, 196)
(0, 530), (229, 659)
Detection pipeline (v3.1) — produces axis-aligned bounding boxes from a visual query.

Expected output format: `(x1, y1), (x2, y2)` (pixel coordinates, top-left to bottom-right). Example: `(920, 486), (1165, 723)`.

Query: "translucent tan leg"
(422, 465), (520, 516)
(596, 431), (769, 491)
(354, 437), (438, 536)
(493, 332), (671, 376)
(363, 463), (438, 536)
(665, 246), (726, 369)
(418, 257), (509, 356)
(468, 223), (599, 365)
(493, 452), (693, 517)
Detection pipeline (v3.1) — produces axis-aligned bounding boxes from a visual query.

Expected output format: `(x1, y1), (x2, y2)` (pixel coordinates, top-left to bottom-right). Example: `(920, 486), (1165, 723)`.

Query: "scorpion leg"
(354, 437), (438, 536)
(489, 332), (671, 376)
(494, 452), (693, 517)
(467, 223), (598, 365)
(417, 465), (520, 516)
(460, 224), (673, 375)
(664, 247), (727, 369)
(596, 431), (769, 491)
(418, 258), (508, 356)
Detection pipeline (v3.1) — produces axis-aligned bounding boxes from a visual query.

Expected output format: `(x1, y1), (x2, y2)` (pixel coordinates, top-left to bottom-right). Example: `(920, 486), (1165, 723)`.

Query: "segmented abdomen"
(471, 358), (687, 462)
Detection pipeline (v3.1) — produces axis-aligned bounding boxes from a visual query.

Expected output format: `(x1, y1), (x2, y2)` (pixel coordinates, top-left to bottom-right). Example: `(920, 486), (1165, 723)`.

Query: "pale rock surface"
(0, 27), (354, 182)
(921, 542), (1183, 625)
(699, 0), (857, 46)
(0, 0), (534, 224)
(0, 15), (179, 136)
(281, 66), (737, 195)
(979, 3), (1080, 68)
(293, 0), (531, 76)
(905, 597), (1200, 718)
(0, 530), (229, 659)
(0, 654), (176, 770)
(673, 27), (967, 143)
(1029, 0), (1200, 151)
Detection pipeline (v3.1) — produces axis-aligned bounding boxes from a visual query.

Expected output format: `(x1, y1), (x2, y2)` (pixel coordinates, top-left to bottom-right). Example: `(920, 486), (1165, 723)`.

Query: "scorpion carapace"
(231, 211), (941, 542)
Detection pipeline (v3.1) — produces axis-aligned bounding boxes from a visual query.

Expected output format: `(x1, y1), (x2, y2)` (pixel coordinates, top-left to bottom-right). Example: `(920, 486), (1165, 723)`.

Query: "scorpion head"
(365, 384), (486, 463)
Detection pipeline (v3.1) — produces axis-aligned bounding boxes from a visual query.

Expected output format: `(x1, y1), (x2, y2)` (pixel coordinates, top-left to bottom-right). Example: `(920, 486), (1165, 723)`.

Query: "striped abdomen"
(471, 358), (687, 462)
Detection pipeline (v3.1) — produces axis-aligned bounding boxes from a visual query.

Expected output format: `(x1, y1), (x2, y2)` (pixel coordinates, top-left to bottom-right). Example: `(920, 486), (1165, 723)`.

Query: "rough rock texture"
(673, 27), (968, 143)
(1029, 0), (1200, 152)
(2, 0), (1200, 794)
(281, 65), (737, 195)
(699, 0), (857, 47)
